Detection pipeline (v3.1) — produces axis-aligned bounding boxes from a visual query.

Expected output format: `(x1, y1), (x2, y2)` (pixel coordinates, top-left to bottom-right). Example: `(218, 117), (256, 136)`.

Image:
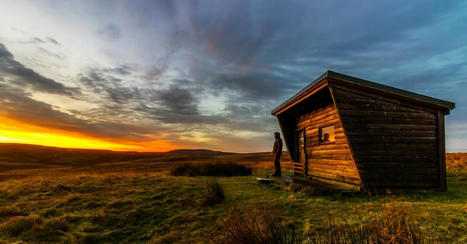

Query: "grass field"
(0, 144), (466, 243)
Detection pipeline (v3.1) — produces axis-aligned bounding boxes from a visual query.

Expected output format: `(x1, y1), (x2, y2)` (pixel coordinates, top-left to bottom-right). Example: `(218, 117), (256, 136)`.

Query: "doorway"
(297, 129), (308, 176)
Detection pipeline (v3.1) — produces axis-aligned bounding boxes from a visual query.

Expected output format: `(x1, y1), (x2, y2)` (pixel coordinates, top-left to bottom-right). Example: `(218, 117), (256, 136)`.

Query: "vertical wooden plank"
(437, 111), (447, 192)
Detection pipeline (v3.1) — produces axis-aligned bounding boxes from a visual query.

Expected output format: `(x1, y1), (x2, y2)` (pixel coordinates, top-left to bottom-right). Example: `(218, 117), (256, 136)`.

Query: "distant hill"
(168, 149), (233, 156)
(0, 143), (294, 177)
(0, 143), (234, 169)
(0, 143), (164, 168)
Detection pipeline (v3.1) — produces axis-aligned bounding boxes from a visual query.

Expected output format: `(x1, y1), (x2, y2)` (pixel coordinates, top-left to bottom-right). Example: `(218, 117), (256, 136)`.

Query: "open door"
(294, 128), (308, 176)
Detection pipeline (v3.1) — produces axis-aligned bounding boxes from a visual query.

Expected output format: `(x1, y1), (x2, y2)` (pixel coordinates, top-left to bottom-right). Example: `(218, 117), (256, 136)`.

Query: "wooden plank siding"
(295, 102), (361, 190)
(329, 82), (441, 190)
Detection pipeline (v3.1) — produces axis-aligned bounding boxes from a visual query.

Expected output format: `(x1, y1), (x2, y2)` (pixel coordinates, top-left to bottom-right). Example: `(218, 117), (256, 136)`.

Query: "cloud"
(155, 85), (199, 115)
(0, 43), (78, 95)
(0, 43), (13, 58)
(36, 47), (66, 59)
(139, 84), (226, 124)
(0, 83), (160, 141)
(78, 68), (142, 104)
(208, 72), (300, 101)
(103, 65), (133, 76)
(77, 68), (224, 125)
(2, 1), (467, 152)
(97, 24), (121, 40)
(30, 37), (61, 46)
(31, 37), (46, 44)
(46, 37), (61, 45)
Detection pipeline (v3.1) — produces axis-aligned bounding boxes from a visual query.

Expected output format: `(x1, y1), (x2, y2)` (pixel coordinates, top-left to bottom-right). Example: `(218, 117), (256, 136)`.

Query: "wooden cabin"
(271, 71), (455, 193)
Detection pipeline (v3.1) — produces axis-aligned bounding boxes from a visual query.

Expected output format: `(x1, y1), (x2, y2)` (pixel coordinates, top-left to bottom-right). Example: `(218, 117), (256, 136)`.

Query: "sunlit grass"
(0, 153), (465, 243)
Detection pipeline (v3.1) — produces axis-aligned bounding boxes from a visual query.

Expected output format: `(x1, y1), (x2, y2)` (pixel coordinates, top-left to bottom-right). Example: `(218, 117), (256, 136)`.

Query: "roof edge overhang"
(272, 70), (456, 116)
(271, 71), (329, 116)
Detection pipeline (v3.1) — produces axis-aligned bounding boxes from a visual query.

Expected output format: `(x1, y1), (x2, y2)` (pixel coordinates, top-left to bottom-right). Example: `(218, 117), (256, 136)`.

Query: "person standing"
(272, 132), (283, 177)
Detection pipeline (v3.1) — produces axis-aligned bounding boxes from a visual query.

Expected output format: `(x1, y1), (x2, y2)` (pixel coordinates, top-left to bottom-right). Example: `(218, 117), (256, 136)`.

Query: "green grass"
(0, 147), (465, 243)
(0, 168), (466, 243)
(170, 162), (252, 177)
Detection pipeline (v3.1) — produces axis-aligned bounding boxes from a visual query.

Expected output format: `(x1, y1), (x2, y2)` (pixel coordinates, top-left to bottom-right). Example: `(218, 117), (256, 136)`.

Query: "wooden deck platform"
(271, 175), (361, 192)
(271, 175), (294, 183)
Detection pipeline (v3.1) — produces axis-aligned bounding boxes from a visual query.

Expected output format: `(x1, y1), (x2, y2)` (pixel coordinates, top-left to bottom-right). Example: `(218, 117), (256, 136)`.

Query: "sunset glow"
(0, 116), (177, 152)
(0, 1), (466, 152)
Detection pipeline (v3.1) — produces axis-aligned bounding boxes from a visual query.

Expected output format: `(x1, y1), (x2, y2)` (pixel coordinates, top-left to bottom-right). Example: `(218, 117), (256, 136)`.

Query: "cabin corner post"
(437, 111), (447, 192)
(328, 84), (365, 192)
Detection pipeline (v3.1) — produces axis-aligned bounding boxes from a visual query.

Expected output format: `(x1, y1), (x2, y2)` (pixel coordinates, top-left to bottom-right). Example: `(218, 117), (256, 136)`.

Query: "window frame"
(318, 123), (336, 145)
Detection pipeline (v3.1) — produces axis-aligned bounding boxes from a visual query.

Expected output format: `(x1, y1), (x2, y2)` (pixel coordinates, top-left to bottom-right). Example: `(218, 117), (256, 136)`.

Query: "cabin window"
(318, 125), (335, 144)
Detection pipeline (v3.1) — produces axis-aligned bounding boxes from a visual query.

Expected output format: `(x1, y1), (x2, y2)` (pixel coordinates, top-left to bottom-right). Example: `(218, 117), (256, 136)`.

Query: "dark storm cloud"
(137, 84), (226, 124)
(155, 85), (198, 115)
(209, 72), (301, 101)
(169, 2), (465, 116)
(0, 43), (13, 58)
(78, 68), (142, 104)
(78, 68), (225, 125)
(3, 0), (467, 152)
(125, 0), (463, 152)
(165, 0), (465, 86)
(0, 43), (78, 95)
(0, 83), (158, 141)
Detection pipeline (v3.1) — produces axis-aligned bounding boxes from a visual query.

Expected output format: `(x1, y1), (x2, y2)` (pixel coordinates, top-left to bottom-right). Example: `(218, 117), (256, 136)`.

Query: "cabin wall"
(295, 104), (361, 189)
(329, 82), (441, 190)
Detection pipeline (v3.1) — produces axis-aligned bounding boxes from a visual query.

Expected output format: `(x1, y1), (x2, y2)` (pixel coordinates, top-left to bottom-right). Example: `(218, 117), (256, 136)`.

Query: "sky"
(0, 0), (466, 152)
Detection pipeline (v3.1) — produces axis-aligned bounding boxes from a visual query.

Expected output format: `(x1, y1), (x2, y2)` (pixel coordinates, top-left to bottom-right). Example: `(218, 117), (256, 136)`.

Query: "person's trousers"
(273, 153), (281, 176)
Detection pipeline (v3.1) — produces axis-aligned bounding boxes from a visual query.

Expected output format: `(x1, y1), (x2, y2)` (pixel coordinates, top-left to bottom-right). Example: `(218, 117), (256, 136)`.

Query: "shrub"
(203, 181), (225, 206)
(170, 162), (252, 177)
(215, 205), (301, 244)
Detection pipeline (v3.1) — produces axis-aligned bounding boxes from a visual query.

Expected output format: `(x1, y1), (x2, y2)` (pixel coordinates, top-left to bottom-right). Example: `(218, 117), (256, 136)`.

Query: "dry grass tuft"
(215, 203), (430, 244)
(0, 206), (28, 219)
(310, 204), (426, 243)
(203, 181), (225, 206)
(215, 205), (301, 244)
(0, 215), (71, 242)
(447, 153), (467, 172)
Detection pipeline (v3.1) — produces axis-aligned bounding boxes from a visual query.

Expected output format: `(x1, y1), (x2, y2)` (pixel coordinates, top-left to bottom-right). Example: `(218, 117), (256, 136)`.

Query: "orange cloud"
(0, 116), (178, 152)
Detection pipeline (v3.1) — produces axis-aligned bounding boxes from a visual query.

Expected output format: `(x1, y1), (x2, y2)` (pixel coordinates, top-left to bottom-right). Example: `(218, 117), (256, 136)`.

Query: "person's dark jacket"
(273, 138), (283, 156)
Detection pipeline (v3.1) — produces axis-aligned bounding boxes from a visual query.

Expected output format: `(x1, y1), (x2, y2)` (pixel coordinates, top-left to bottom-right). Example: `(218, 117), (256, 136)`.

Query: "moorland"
(0, 143), (466, 243)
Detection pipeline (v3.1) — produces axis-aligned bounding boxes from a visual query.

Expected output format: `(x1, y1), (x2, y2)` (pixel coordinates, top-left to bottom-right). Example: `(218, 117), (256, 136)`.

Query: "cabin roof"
(271, 70), (455, 116)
